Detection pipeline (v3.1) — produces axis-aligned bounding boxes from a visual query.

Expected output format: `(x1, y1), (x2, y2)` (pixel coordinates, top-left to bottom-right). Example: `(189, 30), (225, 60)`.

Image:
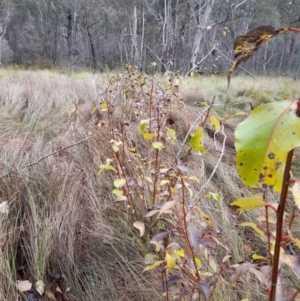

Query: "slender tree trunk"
(140, 2), (145, 71)
(132, 5), (139, 65)
(189, 0), (215, 71)
(86, 26), (96, 73)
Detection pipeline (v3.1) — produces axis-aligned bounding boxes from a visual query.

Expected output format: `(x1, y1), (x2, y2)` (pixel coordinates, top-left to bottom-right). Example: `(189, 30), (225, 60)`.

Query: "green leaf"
(189, 127), (205, 153)
(143, 133), (156, 140)
(166, 127), (177, 143)
(230, 195), (266, 213)
(151, 142), (164, 150)
(235, 101), (300, 192)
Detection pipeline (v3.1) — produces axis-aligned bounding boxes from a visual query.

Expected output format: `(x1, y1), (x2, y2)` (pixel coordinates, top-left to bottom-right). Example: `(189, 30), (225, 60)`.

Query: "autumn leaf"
(158, 201), (178, 216)
(210, 115), (220, 133)
(98, 158), (115, 173)
(235, 101), (300, 192)
(230, 195), (266, 213)
(133, 221), (145, 237)
(114, 178), (126, 188)
(140, 119), (149, 134)
(36, 280), (45, 295)
(188, 225), (202, 252)
(16, 280), (32, 292)
(166, 127), (177, 143)
(101, 102), (108, 111)
(252, 253), (267, 260)
(239, 222), (266, 238)
(112, 188), (123, 196)
(143, 260), (165, 272)
(230, 262), (256, 283)
(292, 181), (300, 210)
(166, 252), (176, 270)
(143, 132), (156, 140)
(151, 142), (164, 150)
(189, 127), (205, 153)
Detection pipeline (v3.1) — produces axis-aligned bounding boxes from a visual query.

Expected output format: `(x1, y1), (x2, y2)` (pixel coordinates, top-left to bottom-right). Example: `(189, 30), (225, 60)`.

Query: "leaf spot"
(268, 152), (275, 159)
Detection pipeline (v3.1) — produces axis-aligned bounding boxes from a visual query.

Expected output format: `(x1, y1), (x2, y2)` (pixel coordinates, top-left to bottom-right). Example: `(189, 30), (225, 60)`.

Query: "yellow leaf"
(67, 107), (76, 117)
(292, 181), (300, 210)
(206, 192), (221, 202)
(98, 158), (115, 173)
(210, 115), (220, 133)
(112, 188), (123, 196)
(143, 260), (165, 272)
(143, 133), (156, 140)
(189, 127), (205, 153)
(160, 180), (170, 186)
(128, 147), (136, 153)
(151, 142), (164, 150)
(195, 257), (202, 268)
(230, 195), (266, 213)
(292, 238), (300, 249)
(166, 252), (176, 270)
(174, 249), (185, 257)
(252, 254), (267, 260)
(144, 177), (152, 184)
(166, 127), (177, 143)
(110, 140), (122, 152)
(183, 176), (199, 183)
(92, 106), (98, 114)
(101, 102), (108, 111)
(190, 72), (195, 78)
(239, 222), (266, 238)
(195, 207), (213, 227)
(140, 119), (149, 134)
(114, 178), (126, 188)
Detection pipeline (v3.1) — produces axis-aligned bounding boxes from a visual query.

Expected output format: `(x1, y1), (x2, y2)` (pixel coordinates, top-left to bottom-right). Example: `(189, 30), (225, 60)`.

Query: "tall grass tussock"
(1, 69), (300, 300)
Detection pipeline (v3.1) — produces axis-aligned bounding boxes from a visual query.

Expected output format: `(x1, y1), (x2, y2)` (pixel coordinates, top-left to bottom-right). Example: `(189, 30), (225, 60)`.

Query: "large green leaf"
(235, 101), (300, 192)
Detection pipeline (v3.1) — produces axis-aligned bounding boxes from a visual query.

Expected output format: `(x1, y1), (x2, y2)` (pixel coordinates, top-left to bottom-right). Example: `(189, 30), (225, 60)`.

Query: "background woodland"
(0, 0), (300, 75)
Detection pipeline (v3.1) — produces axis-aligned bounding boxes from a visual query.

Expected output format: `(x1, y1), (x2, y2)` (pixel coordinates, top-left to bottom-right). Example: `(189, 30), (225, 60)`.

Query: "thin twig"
(176, 106), (210, 159)
(189, 124), (226, 207)
(269, 150), (293, 301)
(22, 137), (91, 168)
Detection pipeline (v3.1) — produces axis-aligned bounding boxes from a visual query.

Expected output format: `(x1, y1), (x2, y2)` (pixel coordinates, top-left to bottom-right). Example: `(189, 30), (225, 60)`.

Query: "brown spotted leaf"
(228, 26), (289, 87)
(235, 101), (300, 192)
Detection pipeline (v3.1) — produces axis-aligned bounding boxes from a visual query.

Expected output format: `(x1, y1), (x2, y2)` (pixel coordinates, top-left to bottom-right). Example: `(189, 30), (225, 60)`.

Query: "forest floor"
(1, 69), (300, 301)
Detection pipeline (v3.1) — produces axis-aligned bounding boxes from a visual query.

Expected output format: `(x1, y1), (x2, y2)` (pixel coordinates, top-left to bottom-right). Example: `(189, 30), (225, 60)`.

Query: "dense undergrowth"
(1, 69), (300, 301)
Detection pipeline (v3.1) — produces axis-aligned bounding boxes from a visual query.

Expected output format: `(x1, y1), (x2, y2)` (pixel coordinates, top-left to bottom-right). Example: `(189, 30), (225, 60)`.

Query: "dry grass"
(0, 69), (299, 301)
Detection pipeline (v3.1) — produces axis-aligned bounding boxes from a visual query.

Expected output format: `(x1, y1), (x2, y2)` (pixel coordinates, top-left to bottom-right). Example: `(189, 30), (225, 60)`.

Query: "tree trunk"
(189, 0), (215, 72)
(86, 26), (96, 73)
